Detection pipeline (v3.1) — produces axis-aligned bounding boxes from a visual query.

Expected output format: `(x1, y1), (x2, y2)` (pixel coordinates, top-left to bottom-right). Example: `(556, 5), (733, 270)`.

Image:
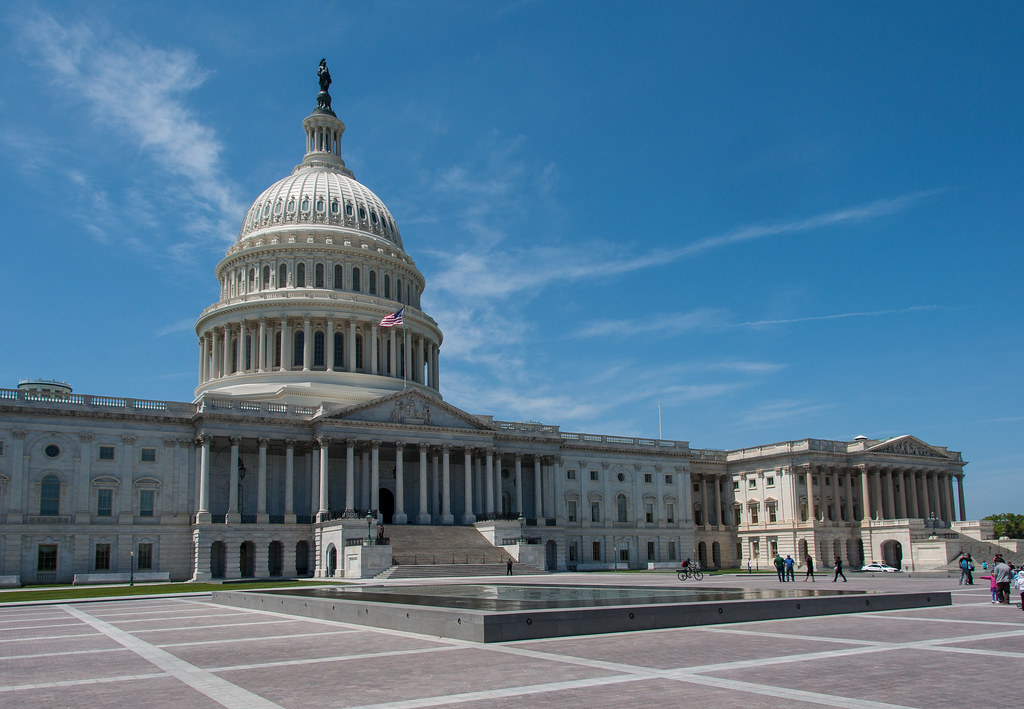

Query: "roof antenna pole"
(658, 401), (663, 440)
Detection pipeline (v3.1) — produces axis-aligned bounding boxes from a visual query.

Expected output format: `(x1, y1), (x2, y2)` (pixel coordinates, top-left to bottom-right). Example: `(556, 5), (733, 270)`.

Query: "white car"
(860, 562), (900, 573)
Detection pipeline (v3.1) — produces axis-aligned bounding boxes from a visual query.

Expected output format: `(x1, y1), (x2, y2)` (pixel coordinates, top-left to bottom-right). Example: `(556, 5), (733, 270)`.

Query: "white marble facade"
(0, 71), (980, 584)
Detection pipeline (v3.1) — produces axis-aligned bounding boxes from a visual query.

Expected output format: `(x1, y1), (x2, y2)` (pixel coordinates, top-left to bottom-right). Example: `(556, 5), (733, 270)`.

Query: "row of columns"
(852, 465), (965, 523)
(194, 435), (554, 525)
(197, 317), (440, 389)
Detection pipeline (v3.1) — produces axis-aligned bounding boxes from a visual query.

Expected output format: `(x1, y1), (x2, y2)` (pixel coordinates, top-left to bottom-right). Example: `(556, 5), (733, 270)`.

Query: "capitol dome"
(193, 65), (442, 408)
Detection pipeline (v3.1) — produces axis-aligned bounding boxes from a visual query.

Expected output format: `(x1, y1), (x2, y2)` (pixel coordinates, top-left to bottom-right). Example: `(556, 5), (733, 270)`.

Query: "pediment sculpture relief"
(390, 397), (431, 425)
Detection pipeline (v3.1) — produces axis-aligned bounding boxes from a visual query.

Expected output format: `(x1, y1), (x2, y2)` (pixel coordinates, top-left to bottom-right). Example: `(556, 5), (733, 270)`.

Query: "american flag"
(379, 308), (404, 327)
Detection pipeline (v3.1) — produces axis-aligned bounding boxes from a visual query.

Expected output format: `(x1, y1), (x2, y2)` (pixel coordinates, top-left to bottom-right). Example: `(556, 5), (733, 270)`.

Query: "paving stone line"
(2, 647), (128, 662)
(59, 603), (284, 709)
(156, 628), (359, 648)
(0, 672), (168, 694)
(208, 644), (462, 673)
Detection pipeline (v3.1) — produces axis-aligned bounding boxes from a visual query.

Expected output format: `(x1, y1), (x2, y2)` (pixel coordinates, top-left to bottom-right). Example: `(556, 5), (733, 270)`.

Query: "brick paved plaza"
(2, 573), (1021, 708)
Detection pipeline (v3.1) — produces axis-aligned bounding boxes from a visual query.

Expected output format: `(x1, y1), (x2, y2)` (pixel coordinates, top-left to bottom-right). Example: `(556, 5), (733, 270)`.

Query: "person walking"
(804, 554), (815, 582)
(1014, 566), (1024, 611)
(833, 555), (847, 582)
(774, 553), (786, 582)
(506, 558), (514, 576)
(747, 559), (752, 574)
(992, 557), (1011, 604)
(785, 554), (795, 581)
(959, 554), (974, 585)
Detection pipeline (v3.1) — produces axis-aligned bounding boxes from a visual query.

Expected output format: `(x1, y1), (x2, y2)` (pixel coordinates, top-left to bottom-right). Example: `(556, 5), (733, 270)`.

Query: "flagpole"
(402, 317), (407, 390)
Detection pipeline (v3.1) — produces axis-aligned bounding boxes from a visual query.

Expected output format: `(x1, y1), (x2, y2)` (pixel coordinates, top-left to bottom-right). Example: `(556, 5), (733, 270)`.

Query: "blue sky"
(2, 2), (1021, 518)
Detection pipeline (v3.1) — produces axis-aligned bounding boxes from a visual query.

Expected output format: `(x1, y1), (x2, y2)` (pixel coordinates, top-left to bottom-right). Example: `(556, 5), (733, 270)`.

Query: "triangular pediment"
(316, 390), (494, 431)
(867, 435), (951, 459)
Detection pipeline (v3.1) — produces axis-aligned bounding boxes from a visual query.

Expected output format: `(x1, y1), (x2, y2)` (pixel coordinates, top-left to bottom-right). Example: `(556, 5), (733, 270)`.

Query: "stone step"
(384, 524), (514, 566)
(376, 563), (546, 580)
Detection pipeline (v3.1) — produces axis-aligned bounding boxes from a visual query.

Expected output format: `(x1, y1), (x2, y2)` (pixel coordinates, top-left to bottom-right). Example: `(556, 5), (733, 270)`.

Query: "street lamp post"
(129, 550), (134, 587)
(517, 514), (525, 543)
(365, 512), (374, 545)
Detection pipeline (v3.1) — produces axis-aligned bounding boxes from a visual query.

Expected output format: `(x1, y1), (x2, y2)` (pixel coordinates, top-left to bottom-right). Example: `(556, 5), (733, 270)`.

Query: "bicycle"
(676, 566), (703, 581)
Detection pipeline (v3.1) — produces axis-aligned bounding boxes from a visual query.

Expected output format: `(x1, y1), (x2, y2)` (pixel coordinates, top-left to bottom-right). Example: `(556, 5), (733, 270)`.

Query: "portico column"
(805, 467), (816, 522)
(893, 469), (905, 518)
(441, 445), (453, 524)
(956, 474), (966, 521)
(302, 317), (311, 371)
(370, 324), (379, 375)
(257, 438), (268, 523)
(389, 330), (397, 376)
(371, 441), (381, 517)
(393, 442), (407, 523)
(343, 441), (355, 512)
(830, 468), (840, 522)
(197, 435), (211, 522)
(485, 449), (495, 515)
(228, 437), (240, 523)
(941, 473), (953, 522)
(199, 337), (208, 384)
(431, 449), (440, 519)
(700, 476), (709, 527)
(403, 328), (411, 382)
(904, 471), (918, 518)
(238, 320), (247, 372)
(119, 435), (135, 519)
(280, 318), (291, 370)
(417, 444), (430, 524)
(921, 471), (932, 520)
(533, 457), (543, 520)
(284, 440), (295, 522)
(317, 437), (330, 521)
(463, 448), (475, 524)
(514, 453), (523, 514)
(257, 318), (266, 372)
(361, 448), (370, 509)
(882, 468), (893, 519)
(843, 469), (853, 521)
(712, 475), (721, 526)
(223, 325), (232, 375)
(326, 317), (335, 372)
(859, 467), (872, 521)
(210, 329), (219, 378)
(348, 319), (357, 373)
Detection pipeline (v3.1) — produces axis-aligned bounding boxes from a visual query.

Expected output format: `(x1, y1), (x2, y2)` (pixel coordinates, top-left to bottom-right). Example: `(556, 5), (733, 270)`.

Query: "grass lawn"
(0, 579), (341, 604)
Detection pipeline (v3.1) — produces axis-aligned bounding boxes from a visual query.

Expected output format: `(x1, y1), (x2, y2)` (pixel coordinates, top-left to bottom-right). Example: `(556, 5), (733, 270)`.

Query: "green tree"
(984, 513), (1024, 539)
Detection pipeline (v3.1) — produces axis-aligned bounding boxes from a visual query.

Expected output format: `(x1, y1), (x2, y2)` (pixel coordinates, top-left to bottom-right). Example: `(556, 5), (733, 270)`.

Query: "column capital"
(419, 442), (431, 452)
(514, 452), (523, 461)
(257, 437), (270, 448)
(345, 438), (357, 450)
(316, 436), (331, 448)
(122, 435), (136, 445)
(162, 438), (177, 448)
(284, 439), (296, 450)
(229, 436), (241, 446)
(195, 434), (212, 447)
(441, 444), (452, 454)
(370, 440), (382, 450)
(394, 441), (406, 451)
(12, 429), (26, 439)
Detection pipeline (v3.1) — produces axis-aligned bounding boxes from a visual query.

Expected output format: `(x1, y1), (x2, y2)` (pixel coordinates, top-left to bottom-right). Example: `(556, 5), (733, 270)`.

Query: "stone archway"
(239, 541), (255, 577)
(697, 541), (707, 568)
(545, 540), (557, 570)
(881, 539), (903, 569)
(210, 541), (226, 578)
(326, 544), (338, 577)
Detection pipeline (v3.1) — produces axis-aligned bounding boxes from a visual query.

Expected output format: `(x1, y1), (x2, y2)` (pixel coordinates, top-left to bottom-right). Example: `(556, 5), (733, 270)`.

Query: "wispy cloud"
(156, 318), (196, 337)
(13, 12), (244, 254)
(738, 399), (834, 428)
(733, 305), (942, 328)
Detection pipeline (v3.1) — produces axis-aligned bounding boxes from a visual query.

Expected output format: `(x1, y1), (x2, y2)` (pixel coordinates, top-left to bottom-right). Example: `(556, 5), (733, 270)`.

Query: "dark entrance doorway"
(379, 488), (395, 523)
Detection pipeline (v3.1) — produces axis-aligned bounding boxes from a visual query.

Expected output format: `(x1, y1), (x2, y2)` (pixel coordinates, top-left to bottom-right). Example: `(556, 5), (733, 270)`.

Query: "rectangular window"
(770, 539), (778, 557)
(566, 468), (576, 480)
(138, 543), (153, 570)
(619, 546), (629, 563)
(647, 541), (656, 560)
(590, 501), (600, 522)
(733, 480), (740, 491)
(645, 502), (654, 523)
(669, 541), (677, 560)
(665, 474), (673, 484)
(736, 542), (743, 560)
(0, 440), (4, 456)
(567, 500), (577, 523)
(750, 507), (759, 524)
(568, 542), (578, 562)
(590, 470), (599, 481)
(766, 476), (775, 487)
(98, 446), (115, 461)
(734, 507), (742, 526)
(667, 503), (675, 524)
(825, 476), (831, 485)
(139, 489), (155, 517)
(693, 483), (700, 492)
(768, 505), (777, 523)
(643, 473), (652, 484)
(140, 447), (157, 463)
(97, 489), (113, 517)
(38, 544), (57, 572)
(95, 543), (111, 571)
(751, 539), (760, 559)
(592, 540), (601, 562)
(748, 478), (757, 489)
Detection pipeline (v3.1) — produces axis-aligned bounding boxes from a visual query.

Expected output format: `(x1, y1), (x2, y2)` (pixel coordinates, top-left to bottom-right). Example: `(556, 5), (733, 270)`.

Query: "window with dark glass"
(384, 275), (390, 298)
(296, 263), (306, 287)
(617, 495), (628, 523)
(95, 543), (111, 571)
(333, 333), (344, 368)
(37, 544), (57, 572)
(262, 265), (270, 289)
(97, 488), (113, 517)
(315, 263), (324, 288)
(591, 501), (600, 522)
(313, 331), (325, 367)
(45, 444), (60, 458)
(140, 489), (155, 517)
(334, 264), (343, 289)
(40, 475), (60, 515)
(278, 264), (287, 288)
(293, 331), (304, 367)
(352, 267), (361, 291)
(369, 271), (376, 294)
(592, 540), (601, 561)
(138, 543), (153, 570)
(355, 334), (363, 369)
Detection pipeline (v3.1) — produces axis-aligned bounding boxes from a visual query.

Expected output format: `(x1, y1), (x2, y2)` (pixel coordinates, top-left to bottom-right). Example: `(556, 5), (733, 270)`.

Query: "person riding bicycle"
(681, 558), (691, 569)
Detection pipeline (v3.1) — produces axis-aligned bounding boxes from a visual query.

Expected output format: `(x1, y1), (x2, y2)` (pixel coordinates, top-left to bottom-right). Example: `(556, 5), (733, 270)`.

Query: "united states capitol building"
(0, 67), (996, 586)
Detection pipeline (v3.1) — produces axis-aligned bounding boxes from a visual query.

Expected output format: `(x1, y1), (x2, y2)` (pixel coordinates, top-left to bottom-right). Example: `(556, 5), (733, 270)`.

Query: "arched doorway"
(295, 540), (310, 576)
(239, 541), (255, 577)
(379, 488), (395, 523)
(210, 541), (226, 578)
(325, 545), (337, 577)
(545, 540), (557, 570)
(697, 541), (707, 568)
(712, 541), (721, 569)
(881, 540), (903, 569)
(798, 538), (808, 561)
(268, 541), (283, 576)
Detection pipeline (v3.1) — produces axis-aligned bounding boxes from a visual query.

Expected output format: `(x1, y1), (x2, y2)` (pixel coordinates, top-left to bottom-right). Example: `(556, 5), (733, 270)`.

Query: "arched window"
(313, 331), (325, 368)
(274, 331), (282, 368)
(247, 268), (255, 291)
(355, 334), (363, 370)
(314, 263), (324, 288)
(384, 274), (390, 299)
(396, 278), (402, 303)
(278, 264), (287, 289)
(262, 265), (270, 289)
(40, 474), (60, 515)
(231, 339), (238, 373)
(617, 494), (628, 523)
(333, 333), (344, 368)
(333, 264), (343, 289)
(296, 263), (306, 288)
(352, 267), (361, 292)
(244, 335), (252, 371)
(369, 271), (377, 295)
(293, 331), (304, 368)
